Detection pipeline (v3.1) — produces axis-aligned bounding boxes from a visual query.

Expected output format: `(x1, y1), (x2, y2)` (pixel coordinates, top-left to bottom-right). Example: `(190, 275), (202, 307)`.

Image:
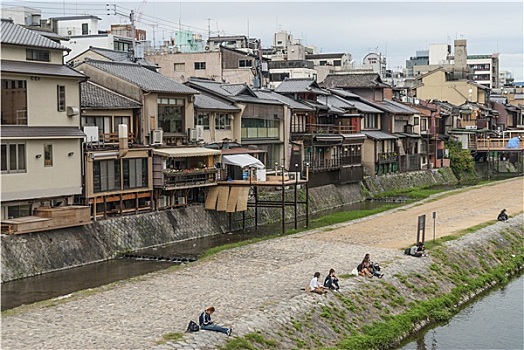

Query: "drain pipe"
(119, 124), (129, 158)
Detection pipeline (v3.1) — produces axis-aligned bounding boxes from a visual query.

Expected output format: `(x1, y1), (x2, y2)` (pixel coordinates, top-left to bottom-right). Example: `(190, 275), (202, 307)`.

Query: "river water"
(399, 274), (524, 350)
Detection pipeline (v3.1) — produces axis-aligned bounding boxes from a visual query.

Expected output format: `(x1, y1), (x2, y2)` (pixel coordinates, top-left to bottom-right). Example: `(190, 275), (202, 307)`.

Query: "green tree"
(446, 140), (476, 182)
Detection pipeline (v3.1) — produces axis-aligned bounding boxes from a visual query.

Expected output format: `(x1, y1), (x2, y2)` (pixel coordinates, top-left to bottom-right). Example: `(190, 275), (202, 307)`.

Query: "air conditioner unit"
(189, 128), (197, 141)
(83, 126), (99, 143)
(67, 30), (73, 35)
(195, 125), (204, 140)
(150, 129), (163, 145)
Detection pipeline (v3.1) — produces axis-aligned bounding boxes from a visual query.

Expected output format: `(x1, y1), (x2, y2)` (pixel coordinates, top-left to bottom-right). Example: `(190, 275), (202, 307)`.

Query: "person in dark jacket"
(497, 209), (508, 221)
(324, 268), (341, 291)
(199, 306), (232, 336)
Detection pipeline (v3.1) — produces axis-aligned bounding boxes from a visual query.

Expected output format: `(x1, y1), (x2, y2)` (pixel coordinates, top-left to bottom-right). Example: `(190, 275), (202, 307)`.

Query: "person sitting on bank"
(359, 253), (383, 278)
(410, 242), (426, 257)
(310, 272), (328, 294)
(497, 209), (508, 222)
(324, 268), (341, 291)
(199, 306), (232, 336)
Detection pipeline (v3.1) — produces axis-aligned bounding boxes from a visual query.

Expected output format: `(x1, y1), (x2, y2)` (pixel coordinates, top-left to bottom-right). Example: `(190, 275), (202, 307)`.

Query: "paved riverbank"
(2, 178), (523, 350)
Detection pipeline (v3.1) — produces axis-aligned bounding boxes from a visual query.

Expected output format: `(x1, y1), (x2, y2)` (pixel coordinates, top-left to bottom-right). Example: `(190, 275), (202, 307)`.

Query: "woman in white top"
(309, 272), (327, 294)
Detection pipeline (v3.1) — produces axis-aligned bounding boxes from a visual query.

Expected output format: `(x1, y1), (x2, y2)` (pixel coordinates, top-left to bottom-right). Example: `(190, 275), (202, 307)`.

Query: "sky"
(4, 1), (523, 81)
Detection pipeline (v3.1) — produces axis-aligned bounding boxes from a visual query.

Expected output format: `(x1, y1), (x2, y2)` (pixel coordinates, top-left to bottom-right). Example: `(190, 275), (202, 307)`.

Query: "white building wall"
(428, 43), (450, 65)
(56, 18), (99, 37)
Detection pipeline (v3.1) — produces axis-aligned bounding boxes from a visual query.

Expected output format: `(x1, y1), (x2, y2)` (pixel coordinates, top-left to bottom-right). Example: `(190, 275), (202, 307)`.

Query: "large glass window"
(238, 59), (253, 68)
(93, 159), (121, 192)
(196, 113), (210, 130)
(216, 113), (231, 130)
(1, 143), (26, 173)
(1, 79), (27, 125)
(158, 97), (184, 133)
(57, 85), (65, 112)
(123, 158), (148, 189)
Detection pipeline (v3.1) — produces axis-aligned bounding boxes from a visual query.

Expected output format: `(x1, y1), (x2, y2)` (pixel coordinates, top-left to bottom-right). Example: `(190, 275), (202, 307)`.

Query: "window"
(26, 49), (50, 62)
(114, 41), (131, 52)
(333, 60), (342, 67)
(414, 117), (420, 125)
(158, 97), (184, 133)
(216, 113), (231, 130)
(420, 118), (428, 131)
(7, 204), (31, 219)
(319, 60), (328, 66)
(1, 143), (26, 173)
(123, 158), (148, 189)
(364, 114), (377, 129)
(239, 59), (253, 68)
(114, 116), (130, 132)
(1, 79), (27, 125)
(57, 85), (65, 112)
(270, 72), (290, 82)
(44, 144), (53, 167)
(194, 62), (206, 70)
(93, 159), (121, 192)
(81, 23), (88, 35)
(174, 63), (185, 72)
(196, 113), (210, 130)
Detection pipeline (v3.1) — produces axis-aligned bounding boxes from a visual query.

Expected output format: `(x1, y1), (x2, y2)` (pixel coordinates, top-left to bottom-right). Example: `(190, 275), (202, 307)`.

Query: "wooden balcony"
(292, 123), (359, 134)
(1, 206), (91, 235)
(475, 138), (524, 151)
(99, 132), (135, 143)
(162, 168), (218, 189)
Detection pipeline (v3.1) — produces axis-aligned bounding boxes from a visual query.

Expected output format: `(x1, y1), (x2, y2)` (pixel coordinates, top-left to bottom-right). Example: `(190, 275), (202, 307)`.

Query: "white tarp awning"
(222, 154), (265, 169)
(153, 148), (221, 158)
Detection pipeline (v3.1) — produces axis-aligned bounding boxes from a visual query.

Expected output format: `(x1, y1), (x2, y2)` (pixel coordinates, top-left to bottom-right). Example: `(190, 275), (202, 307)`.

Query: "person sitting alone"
(359, 253), (383, 278)
(410, 242), (426, 257)
(309, 272), (328, 294)
(199, 306), (232, 336)
(323, 268), (340, 292)
(497, 209), (508, 222)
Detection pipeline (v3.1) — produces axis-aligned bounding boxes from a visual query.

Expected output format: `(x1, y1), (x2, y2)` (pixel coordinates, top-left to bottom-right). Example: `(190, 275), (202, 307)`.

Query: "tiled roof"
(328, 88), (361, 99)
(319, 95), (354, 110)
(275, 78), (329, 95)
(254, 90), (314, 111)
(84, 60), (198, 94)
(194, 94), (240, 111)
(1, 126), (85, 139)
(321, 73), (390, 89)
(187, 78), (254, 98)
(1, 19), (70, 51)
(350, 100), (383, 113)
(81, 81), (141, 109)
(374, 100), (419, 114)
(362, 130), (398, 140)
(1, 59), (86, 79)
(88, 47), (156, 68)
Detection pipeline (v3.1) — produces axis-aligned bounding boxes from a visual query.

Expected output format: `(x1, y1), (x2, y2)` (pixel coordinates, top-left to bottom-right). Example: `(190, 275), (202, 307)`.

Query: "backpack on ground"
(186, 320), (200, 333)
(404, 247), (411, 255)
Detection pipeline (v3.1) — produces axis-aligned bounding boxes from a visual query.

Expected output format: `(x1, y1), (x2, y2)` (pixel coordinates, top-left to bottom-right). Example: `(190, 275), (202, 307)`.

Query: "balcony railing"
(307, 158), (341, 171)
(377, 152), (398, 164)
(292, 123), (358, 134)
(99, 132), (136, 143)
(162, 168), (218, 188)
(474, 138), (524, 151)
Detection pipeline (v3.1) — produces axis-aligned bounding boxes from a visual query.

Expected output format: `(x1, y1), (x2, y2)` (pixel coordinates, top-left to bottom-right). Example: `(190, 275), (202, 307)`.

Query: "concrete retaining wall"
(1, 169), (457, 282)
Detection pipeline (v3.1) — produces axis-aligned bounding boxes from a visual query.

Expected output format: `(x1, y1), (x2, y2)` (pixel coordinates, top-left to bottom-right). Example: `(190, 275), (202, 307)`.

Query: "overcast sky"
(7, 1), (524, 81)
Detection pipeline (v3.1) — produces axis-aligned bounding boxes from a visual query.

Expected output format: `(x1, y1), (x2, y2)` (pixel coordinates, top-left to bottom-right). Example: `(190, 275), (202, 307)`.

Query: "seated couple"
(309, 269), (340, 294)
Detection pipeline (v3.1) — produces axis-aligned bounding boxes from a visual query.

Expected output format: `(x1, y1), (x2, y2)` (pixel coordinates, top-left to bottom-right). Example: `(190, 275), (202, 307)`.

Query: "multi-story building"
(1, 19), (89, 232)
(305, 52), (354, 83)
(406, 39), (500, 89)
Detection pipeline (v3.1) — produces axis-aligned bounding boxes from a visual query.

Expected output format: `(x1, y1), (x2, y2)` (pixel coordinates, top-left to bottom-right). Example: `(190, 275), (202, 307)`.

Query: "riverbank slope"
(1, 179), (523, 350)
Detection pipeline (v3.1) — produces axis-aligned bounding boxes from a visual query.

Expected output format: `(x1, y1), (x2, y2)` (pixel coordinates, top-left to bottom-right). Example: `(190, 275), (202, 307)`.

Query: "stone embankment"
(1, 169), (457, 282)
(2, 181), (522, 349)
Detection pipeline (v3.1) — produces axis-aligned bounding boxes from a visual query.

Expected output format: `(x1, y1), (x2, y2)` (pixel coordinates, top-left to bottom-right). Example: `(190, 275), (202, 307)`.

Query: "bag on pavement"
(186, 320), (200, 333)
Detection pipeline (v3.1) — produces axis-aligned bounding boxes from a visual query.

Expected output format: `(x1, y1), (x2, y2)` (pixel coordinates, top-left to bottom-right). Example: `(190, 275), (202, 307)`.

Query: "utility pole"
(130, 10), (137, 62)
